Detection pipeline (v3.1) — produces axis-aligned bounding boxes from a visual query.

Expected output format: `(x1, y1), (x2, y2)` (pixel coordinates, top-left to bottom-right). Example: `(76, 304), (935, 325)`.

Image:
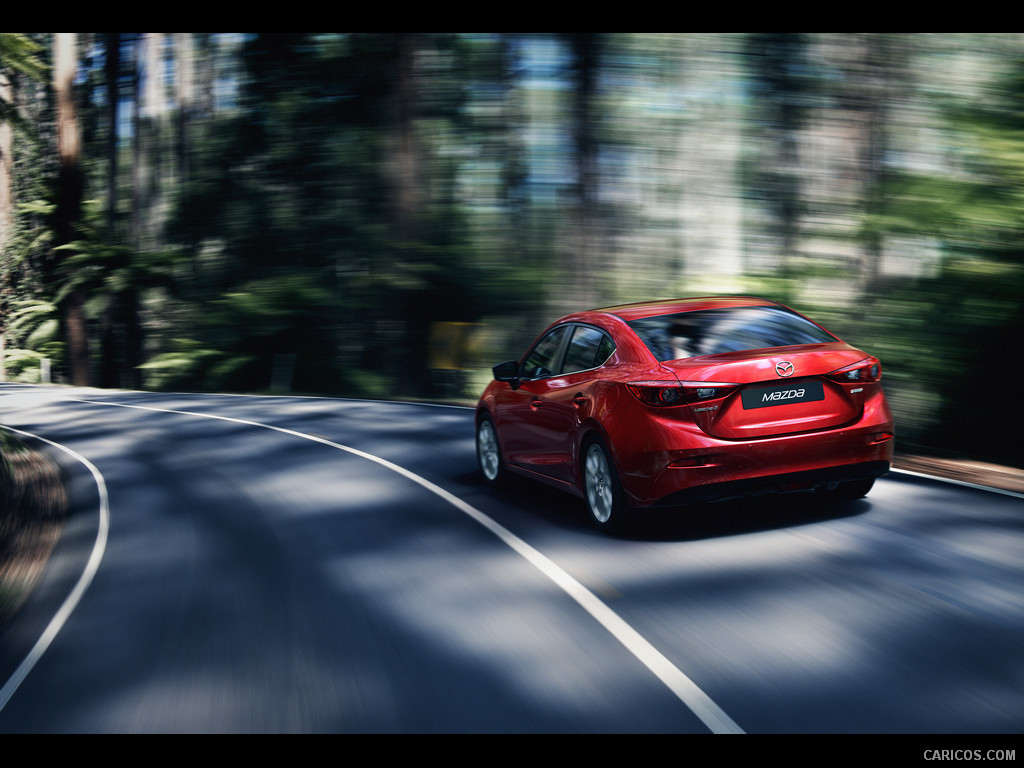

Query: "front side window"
(521, 325), (570, 379)
(626, 306), (837, 362)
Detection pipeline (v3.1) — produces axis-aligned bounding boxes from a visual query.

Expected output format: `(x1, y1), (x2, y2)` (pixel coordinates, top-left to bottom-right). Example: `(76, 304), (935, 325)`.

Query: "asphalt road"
(0, 384), (1021, 734)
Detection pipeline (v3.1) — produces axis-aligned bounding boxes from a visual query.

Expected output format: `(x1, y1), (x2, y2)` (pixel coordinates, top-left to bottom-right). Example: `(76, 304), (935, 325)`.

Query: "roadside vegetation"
(0, 431), (67, 629)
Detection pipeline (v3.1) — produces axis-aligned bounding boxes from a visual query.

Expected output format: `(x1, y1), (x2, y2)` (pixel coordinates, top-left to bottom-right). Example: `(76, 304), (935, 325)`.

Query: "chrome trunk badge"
(776, 360), (794, 377)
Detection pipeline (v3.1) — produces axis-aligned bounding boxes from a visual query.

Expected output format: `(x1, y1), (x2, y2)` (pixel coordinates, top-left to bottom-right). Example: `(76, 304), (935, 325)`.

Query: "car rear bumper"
(613, 413), (894, 508)
(650, 460), (891, 506)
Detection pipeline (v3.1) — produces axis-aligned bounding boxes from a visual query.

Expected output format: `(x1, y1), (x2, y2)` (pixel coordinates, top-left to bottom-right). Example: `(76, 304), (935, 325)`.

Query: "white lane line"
(890, 468), (1024, 499)
(70, 397), (745, 734)
(0, 426), (110, 712)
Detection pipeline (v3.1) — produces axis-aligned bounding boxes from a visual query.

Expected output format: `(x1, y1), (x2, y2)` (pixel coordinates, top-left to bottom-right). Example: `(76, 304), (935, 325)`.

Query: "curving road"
(0, 383), (1021, 734)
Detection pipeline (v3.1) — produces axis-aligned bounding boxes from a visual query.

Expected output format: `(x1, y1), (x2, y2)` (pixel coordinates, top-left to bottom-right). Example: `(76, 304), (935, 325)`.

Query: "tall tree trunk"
(105, 33), (120, 235)
(53, 32), (89, 386)
(174, 33), (193, 185)
(0, 64), (12, 381)
(392, 34), (431, 394)
(829, 33), (887, 298)
(746, 33), (809, 279)
(394, 33), (421, 242)
(852, 33), (895, 298)
(98, 33), (120, 388)
(565, 33), (602, 310)
(0, 66), (12, 258)
(133, 33), (165, 251)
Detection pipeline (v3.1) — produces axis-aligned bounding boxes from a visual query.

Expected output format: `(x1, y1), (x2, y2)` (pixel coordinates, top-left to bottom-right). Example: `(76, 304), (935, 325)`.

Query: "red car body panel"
(476, 297), (894, 511)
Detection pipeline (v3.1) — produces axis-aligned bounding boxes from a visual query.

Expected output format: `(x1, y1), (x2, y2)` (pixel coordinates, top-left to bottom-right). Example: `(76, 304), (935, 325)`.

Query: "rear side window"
(626, 306), (836, 361)
(563, 326), (615, 373)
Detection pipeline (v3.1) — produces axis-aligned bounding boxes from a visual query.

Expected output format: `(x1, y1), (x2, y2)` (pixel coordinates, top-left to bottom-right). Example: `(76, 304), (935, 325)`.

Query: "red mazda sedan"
(475, 297), (894, 532)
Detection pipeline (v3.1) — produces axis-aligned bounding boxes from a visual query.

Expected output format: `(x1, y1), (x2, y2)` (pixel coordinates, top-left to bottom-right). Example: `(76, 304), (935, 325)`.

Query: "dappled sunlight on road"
(321, 523), (694, 731)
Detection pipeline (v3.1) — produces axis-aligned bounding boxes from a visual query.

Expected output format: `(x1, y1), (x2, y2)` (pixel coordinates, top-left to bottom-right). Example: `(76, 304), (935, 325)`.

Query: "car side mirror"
(492, 360), (521, 388)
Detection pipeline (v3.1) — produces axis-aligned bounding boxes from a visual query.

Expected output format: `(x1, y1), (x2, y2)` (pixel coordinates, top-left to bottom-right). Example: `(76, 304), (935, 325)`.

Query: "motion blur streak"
(71, 396), (744, 734)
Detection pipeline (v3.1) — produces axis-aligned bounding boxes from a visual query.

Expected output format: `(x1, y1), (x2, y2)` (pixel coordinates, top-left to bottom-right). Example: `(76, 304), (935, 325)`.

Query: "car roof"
(590, 296), (780, 322)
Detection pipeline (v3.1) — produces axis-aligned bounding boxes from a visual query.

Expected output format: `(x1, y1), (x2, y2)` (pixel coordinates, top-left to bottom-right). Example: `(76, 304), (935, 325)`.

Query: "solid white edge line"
(0, 426), (110, 713)
(890, 468), (1024, 500)
(68, 397), (745, 734)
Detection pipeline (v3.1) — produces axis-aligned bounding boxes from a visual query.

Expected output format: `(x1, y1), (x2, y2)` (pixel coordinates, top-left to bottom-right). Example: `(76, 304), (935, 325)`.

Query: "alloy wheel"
(477, 418), (501, 482)
(584, 442), (615, 524)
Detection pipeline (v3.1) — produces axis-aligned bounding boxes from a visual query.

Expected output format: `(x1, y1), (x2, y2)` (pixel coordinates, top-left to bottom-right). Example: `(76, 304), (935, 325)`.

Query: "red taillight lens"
(627, 383), (686, 406)
(827, 357), (881, 384)
(627, 381), (739, 407)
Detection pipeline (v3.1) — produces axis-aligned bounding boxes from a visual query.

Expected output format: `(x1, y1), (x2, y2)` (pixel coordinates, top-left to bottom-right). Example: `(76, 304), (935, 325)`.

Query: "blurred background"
(1, 33), (1022, 468)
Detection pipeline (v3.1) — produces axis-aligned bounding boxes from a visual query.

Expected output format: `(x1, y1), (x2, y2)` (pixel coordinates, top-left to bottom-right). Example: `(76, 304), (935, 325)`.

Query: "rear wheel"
(582, 439), (630, 533)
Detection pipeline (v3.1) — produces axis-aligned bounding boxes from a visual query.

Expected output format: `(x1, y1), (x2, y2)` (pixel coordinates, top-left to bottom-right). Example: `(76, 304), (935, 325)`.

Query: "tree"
(0, 33), (47, 380)
(1, 35), (46, 248)
(564, 33), (604, 310)
(744, 33), (810, 277)
(52, 32), (88, 385)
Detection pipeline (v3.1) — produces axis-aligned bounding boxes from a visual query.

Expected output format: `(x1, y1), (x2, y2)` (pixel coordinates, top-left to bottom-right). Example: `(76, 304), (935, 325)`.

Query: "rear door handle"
(573, 395), (588, 407)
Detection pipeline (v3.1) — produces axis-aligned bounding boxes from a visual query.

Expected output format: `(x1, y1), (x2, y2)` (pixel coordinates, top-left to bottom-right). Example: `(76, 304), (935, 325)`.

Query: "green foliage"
(7, 297), (58, 341)
(137, 338), (235, 391)
(0, 34), (46, 80)
(5, 33), (1024, 463)
(0, 33), (46, 131)
(2, 298), (61, 381)
(54, 202), (178, 303)
(849, 55), (1024, 465)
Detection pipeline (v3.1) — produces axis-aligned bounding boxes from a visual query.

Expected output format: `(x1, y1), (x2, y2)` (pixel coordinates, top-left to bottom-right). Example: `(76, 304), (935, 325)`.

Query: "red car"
(475, 297), (894, 532)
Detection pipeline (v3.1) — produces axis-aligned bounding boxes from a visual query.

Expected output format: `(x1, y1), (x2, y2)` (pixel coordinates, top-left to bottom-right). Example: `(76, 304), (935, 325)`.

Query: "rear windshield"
(625, 306), (837, 361)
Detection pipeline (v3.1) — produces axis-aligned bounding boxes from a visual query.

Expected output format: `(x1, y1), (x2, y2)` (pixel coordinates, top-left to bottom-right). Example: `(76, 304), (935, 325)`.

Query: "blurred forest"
(1, 33), (1023, 467)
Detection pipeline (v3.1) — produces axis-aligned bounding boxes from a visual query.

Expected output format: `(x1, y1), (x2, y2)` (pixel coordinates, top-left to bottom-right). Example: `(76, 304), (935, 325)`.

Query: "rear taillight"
(827, 357), (882, 383)
(627, 381), (739, 407)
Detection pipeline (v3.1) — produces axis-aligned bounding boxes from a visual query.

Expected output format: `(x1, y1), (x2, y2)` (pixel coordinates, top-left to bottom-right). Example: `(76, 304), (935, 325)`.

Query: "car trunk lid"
(661, 343), (869, 439)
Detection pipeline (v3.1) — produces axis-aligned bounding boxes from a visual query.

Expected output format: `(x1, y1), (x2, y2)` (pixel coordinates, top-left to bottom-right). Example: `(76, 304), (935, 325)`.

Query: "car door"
(492, 324), (571, 478)
(495, 324), (614, 485)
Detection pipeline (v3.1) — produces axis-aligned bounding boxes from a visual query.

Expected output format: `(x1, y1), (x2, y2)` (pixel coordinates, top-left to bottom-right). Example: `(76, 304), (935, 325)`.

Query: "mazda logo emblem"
(776, 360), (794, 377)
